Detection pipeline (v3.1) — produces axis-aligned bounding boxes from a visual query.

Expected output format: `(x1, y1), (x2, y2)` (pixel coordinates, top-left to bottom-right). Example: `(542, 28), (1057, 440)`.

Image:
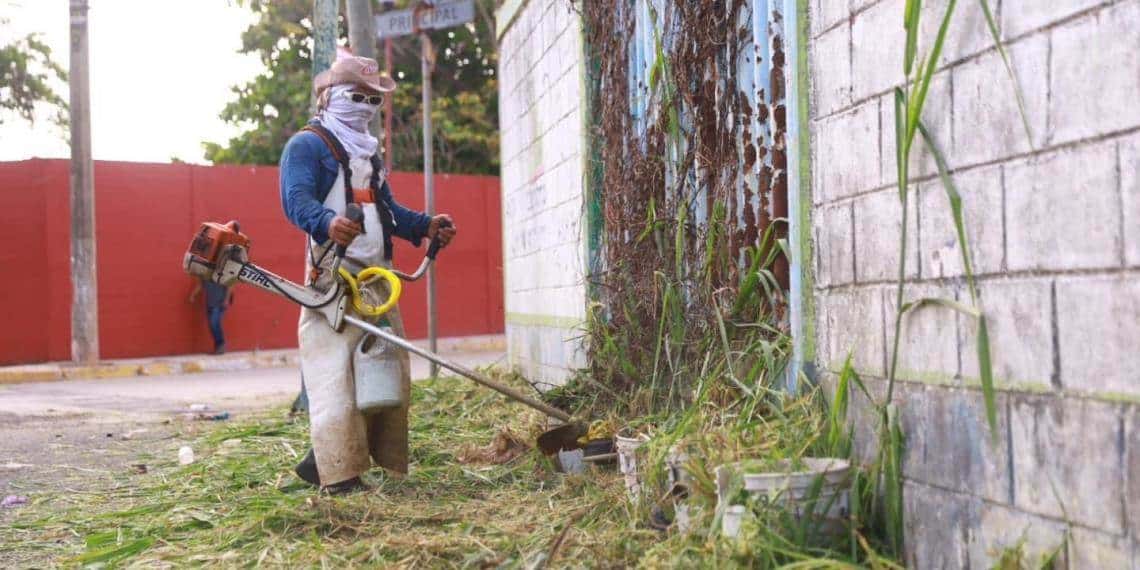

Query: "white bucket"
(353, 330), (404, 413)
(665, 444), (693, 491)
(615, 433), (650, 501)
(721, 505), (747, 538)
(716, 457), (851, 534)
(742, 457), (850, 520)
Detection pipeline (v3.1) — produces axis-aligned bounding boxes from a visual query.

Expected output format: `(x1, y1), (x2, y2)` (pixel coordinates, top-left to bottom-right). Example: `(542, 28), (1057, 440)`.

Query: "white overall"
(299, 157), (412, 485)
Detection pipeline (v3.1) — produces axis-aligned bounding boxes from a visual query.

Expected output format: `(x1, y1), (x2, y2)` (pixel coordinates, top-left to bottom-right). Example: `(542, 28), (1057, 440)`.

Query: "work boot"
(323, 476), (370, 495)
(294, 448), (320, 487)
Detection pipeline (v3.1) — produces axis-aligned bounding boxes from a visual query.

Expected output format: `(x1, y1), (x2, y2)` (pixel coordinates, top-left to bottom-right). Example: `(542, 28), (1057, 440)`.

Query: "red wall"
(0, 159), (503, 364)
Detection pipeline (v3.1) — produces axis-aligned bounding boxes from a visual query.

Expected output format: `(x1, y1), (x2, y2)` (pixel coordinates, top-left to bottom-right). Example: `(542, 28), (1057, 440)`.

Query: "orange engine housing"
(186, 221), (251, 267)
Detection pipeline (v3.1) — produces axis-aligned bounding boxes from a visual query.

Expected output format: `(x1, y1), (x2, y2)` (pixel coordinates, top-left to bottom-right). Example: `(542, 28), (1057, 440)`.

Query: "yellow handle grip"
(338, 266), (402, 317)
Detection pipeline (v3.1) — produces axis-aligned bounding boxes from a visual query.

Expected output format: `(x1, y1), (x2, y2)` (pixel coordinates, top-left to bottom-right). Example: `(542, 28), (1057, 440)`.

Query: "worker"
(278, 56), (456, 494)
(188, 233), (237, 356)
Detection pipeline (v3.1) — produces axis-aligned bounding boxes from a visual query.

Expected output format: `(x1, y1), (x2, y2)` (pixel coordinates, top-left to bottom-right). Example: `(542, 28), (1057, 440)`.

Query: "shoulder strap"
(301, 123), (353, 208)
(370, 154), (396, 261)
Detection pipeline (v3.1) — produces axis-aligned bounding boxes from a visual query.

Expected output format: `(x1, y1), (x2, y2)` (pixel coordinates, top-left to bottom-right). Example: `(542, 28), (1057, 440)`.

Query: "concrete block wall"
(497, 0), (589, 388)
(808, 0), (1140, 566)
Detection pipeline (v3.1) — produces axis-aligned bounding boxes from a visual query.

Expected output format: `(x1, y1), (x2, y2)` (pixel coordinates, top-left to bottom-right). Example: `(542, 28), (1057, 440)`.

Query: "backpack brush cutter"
(182, 204), (585, 455)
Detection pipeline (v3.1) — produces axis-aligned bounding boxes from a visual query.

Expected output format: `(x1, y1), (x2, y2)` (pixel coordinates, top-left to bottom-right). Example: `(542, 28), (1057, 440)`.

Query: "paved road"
(0, 349), (506, 498)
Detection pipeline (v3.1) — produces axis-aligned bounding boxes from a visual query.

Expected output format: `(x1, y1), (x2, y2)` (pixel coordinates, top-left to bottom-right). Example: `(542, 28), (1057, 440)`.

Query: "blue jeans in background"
(206, 306), (226, 351)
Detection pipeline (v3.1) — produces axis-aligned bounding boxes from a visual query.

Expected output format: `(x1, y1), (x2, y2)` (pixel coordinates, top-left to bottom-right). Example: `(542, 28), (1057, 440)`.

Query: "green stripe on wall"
(505, 312), (584, 328)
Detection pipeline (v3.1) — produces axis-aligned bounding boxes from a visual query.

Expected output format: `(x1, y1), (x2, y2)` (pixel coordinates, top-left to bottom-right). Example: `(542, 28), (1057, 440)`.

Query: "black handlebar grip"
(426, 218), (454, 260)
(335, 203), (366, 258)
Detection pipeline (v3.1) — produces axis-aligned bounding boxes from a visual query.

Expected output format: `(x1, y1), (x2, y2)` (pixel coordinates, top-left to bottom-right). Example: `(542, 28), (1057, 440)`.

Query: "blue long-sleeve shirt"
(279, 130), (432, 246)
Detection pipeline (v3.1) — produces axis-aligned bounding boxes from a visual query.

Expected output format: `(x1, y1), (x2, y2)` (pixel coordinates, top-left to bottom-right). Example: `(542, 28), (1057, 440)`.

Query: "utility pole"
(379, 0), (396, 164)
(294, 0), (340, 415)
(69, 0), (98, 364)
(311, 0), (338, 113)
(421, 29), (438, 377)
(346, 0), (382, 139)
(384, 38), (394, 163)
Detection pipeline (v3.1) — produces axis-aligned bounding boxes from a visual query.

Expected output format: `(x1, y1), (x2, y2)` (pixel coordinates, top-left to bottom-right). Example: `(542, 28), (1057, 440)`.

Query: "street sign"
(375, 0), (475, 39)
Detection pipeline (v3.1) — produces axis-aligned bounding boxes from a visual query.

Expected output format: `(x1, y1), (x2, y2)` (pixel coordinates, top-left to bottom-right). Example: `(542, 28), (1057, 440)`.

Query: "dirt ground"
(0, 371), (648, 568)
(0, 348), (506, 567)
(0, 368), (297, 492)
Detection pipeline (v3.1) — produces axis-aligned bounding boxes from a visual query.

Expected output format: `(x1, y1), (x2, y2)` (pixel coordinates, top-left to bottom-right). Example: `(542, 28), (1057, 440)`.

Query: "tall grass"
(887, 0), (1031, 442)
(868, 0), (1036, 555)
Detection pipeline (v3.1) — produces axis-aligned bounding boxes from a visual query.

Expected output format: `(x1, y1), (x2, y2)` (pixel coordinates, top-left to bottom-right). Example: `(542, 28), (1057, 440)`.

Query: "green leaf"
(733, 246), (763, 315)
(635, 197), (659, 243)
(827, 352), (855, 455)
(977, 315), (999, 439)
(918, 119), (979, 304)
(674, 203), (687, 281)
(906, 0), (957, 145)
(893, 88), (908, 202)
(901, 296), (981, 319)
(885, 405), (905, 556)
(903, 0), (922, 75)
(714, 306), (754, 398)
(75, 536), (155, 564)
(978, 0), (1034, 146)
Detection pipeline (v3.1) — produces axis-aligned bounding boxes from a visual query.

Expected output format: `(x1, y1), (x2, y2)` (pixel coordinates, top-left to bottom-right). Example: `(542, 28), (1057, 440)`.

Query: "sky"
(0, 1), (265, 164)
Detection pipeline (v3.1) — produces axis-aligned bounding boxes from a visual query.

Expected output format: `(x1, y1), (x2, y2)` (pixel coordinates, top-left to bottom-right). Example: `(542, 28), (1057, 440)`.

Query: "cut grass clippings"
(1, 371), (896, 568)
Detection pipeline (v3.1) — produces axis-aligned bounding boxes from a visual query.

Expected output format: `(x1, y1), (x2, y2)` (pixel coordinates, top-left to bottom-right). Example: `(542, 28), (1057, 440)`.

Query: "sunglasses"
(343, 91), (383, 105)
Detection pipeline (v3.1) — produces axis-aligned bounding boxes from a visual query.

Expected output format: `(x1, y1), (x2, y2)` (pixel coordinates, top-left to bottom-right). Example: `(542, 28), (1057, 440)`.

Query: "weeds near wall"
(573, 0), (788, 417)
(563, 0), (905, 564)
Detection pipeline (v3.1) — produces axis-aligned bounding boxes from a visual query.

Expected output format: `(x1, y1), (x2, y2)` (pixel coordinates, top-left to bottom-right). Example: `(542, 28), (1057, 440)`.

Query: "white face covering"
(317, 84), (380, 160)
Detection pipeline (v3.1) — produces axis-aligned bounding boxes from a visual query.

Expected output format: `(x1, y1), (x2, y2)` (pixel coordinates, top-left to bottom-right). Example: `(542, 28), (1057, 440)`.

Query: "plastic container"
(615, 432), (650, 500)
(740, 457), (850, 521)
(721, 505), (747, 538)
(556, 449), (585, 474)
(665, 443), (694, 491)
(716, 457), (851, 537)
(353, 329), (404, 413)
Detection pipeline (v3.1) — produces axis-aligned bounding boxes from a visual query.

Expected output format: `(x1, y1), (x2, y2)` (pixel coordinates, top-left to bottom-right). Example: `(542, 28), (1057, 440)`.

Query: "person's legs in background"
(207, 307), (226, 354)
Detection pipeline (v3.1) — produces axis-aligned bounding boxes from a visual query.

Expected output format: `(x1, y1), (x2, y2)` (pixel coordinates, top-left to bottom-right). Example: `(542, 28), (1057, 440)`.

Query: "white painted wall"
(808, 0), (1140, 566)
(497, 0), (589, 388)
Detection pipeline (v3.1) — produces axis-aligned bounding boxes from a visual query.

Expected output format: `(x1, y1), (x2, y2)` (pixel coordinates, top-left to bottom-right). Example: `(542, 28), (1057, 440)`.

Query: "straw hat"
(313, 56), (396, 95)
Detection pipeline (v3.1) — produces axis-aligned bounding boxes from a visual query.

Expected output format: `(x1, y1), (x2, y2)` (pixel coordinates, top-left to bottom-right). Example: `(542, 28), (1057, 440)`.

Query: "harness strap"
(301, 123), (353, 208)
(370, 154), (396, 260)
(301, 121), (396, 260)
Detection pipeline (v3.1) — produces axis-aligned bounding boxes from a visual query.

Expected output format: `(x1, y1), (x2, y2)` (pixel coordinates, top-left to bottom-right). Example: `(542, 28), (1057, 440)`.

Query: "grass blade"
(74, 536), (155, 564)
(901, 296), (980, 319)
(917, 119), (979, 304)
(977, 0), (1033, 146)
(906, 0), (957, 144)
(674, 202), (687, 280)
(714, 305), (754, 397)
(885, 405), (905, 556)
(976, 314), (998, 440)
(827, 352), (856, 456)
(894, 88), (907, 202)
(903, 0), (922, 75)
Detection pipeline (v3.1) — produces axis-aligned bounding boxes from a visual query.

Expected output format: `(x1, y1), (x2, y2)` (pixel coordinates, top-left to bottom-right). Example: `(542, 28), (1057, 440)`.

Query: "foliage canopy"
(203, 0), (499, 175)
(0, 19), (68, 130)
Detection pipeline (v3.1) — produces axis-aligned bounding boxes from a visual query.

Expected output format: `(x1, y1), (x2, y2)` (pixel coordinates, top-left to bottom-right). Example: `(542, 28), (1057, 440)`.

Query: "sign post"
(377, 0), (474, 377)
